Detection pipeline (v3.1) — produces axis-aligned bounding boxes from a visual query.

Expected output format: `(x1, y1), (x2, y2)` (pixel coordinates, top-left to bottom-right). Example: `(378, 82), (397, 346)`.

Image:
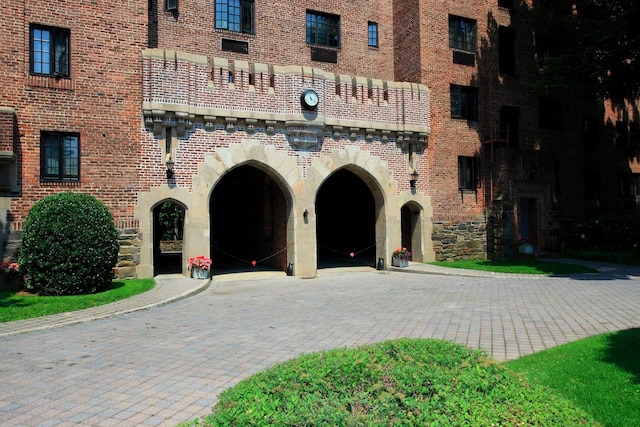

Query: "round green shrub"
(19, 192), (119, 296)
(194, 339), (596, 426)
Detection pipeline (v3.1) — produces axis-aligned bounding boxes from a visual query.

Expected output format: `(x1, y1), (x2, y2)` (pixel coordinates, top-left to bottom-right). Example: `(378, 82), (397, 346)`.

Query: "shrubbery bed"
(187, 339), (595, 426)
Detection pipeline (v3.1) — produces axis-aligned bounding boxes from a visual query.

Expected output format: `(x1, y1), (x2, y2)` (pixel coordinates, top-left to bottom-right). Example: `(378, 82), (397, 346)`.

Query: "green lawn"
(508, 329), (640, 427)
(429, 259), (598, 275)
(0, 278), (155, 322)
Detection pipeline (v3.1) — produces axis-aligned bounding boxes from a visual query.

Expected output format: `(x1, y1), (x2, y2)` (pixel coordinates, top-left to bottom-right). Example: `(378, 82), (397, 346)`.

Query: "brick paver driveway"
(1, 267), (639, 426)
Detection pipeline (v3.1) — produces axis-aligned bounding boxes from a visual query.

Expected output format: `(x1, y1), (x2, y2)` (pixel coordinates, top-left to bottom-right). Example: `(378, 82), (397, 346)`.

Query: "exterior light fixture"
(410, 170), (419, 188)
(303, 209), (309, 219)
(166, 158), (175, 179)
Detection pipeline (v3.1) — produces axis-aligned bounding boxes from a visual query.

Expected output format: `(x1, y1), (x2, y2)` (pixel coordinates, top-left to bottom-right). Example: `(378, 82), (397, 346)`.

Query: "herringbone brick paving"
(0, 260), (638, 426)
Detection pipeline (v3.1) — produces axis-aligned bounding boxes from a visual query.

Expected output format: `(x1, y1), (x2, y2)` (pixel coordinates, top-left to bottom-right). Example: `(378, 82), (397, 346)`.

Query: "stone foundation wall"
(2, 226), (141, 279)
(114, 228), (141, 279)
(432, 218), (487, 261)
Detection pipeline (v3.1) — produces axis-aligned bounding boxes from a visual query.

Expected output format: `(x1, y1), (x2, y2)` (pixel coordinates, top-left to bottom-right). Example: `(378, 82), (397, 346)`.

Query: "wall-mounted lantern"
(410, 170), (419, 188)
(166, 158), (175, 179)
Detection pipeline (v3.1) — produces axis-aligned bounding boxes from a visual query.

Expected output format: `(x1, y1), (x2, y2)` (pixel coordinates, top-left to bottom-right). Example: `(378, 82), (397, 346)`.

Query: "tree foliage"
(19, 192), (119, 296)
(157, 200), (184, 241)
(534, 0), (640, 100)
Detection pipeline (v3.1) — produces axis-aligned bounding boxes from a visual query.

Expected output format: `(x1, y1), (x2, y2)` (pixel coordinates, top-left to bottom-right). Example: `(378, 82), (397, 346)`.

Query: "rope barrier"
(318, 239), (382, 258)
(212, 245), (287, 267)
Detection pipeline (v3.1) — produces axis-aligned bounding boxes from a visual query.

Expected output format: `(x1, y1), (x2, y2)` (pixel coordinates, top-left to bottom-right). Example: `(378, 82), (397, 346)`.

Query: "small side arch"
(152, 198), (187, 275)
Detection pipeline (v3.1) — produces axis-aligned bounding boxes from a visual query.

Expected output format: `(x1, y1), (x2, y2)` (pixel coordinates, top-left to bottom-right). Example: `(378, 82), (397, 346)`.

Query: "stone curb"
(0, 278), (211, 338)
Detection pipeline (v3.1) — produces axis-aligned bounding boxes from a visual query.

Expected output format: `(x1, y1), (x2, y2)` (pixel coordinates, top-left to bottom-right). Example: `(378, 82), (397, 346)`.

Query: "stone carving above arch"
(193, 138), (299, 199)
(307, 145), (397, 199)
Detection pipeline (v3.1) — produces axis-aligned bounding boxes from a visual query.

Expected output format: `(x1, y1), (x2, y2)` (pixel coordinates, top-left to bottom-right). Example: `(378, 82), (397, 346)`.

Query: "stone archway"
(316, 168), (377, 268)
(401, 201), (423, 262)
(210, 164), (289, 274)
(153, 199), (186, 275)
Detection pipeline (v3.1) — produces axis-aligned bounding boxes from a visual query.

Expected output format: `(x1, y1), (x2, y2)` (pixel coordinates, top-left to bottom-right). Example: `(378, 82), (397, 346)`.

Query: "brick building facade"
(1, 1), (638, 279)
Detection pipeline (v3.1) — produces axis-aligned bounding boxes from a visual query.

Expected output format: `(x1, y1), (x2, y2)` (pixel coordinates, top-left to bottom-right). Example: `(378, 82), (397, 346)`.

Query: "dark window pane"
(40, 132), (80, 181)
(449, 15), (476, 52)
(307, 11), (340, 47)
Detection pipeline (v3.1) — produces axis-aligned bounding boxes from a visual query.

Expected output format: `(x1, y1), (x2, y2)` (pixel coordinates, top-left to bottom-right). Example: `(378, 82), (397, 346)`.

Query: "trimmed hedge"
(19, 192), (119, 296)
(188, 339), (596, 426)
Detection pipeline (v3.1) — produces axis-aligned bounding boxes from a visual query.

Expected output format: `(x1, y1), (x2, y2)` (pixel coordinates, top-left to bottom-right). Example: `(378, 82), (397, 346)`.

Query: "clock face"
(301, 89), (319, 108)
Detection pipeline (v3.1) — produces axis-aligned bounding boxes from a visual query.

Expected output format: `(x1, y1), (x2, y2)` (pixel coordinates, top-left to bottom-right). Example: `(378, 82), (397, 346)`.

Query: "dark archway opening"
(153, 200), (185, 276)
(316, 169), (376, 268)
(401, 203), (423, 262)
(210, 165), (288, 274)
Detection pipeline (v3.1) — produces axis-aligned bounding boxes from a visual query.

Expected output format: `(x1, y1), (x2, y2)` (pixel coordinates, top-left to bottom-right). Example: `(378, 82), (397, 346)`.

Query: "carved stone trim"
(285, 121), (325, 150)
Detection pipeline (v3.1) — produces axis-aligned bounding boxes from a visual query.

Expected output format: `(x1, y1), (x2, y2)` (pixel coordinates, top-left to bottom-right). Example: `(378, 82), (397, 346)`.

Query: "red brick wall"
(2, 0), (147, 226)
(151, 0), (395, 81)
(140, 51), (429, 192)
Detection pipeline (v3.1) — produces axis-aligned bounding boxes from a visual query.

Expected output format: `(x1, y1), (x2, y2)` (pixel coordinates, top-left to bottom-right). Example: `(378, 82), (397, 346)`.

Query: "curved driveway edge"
(0, 275), (211, 338)
(0, 261), (638, 426)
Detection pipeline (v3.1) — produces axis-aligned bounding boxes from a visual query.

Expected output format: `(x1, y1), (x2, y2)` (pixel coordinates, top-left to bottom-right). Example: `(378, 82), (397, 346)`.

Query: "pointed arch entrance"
(401, 201), (423, 262)
(210, 164), (289, 274)
(152, 199), (185, 276)
(316, 168), (378, 268)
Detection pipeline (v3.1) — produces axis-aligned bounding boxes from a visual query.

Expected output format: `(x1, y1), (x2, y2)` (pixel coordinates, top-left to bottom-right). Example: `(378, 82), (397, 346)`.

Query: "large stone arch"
(136, 140), (434, 278)
(308, 146), (392, 271)
(136, 138), (301, 277)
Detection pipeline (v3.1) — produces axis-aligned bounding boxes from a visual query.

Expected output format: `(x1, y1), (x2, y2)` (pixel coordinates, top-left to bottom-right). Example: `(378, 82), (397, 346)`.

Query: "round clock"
(301, 89), (319, 109)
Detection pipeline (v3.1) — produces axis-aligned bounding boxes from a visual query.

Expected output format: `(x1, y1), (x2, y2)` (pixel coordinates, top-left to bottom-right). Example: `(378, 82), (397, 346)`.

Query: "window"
(215, 0), (254, 34)
(631, 174), (640, 197)
(535, 33), (560, 66)
(165, 0), (178, 11)
(618, 172), (630, 197)
(306, 11), (340, 47)
(583, 117), (599, 152)
(368, 21), (378, 47)
(500, 106), (519, 147)
(449, 15), (476, 52)
(498, 26), (516, 75)
(30, 25), (70, 77)
(450, 85), (478, 120)
(615, 120), (628, 148)
(458, 156), (479, 190)
(538, 97), (562, 129)
(41, 132), (80, 182)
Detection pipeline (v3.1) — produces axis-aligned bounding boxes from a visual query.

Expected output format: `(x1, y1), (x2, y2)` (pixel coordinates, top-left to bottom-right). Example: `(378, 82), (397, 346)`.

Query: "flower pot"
(392, 257), (408, 267)
(191, 266), (210, 279)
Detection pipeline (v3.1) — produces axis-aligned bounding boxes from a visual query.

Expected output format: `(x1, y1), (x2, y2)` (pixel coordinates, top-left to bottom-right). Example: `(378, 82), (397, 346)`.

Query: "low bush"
(18, 192), (119, 296)
(187, 339), (596, 426)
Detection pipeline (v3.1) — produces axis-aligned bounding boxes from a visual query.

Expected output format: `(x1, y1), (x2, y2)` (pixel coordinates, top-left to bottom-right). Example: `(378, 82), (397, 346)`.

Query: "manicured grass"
(429, 259), (597, 275)
(508, 329), (640, 427)
(184, 339), (596, 426)
(0, 278), (155, 322)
